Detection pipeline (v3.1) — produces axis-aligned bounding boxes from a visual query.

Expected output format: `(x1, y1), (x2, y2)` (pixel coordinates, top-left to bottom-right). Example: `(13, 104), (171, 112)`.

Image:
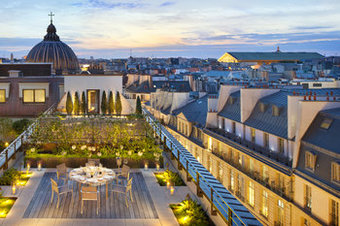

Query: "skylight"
(320, 118), (333, 129)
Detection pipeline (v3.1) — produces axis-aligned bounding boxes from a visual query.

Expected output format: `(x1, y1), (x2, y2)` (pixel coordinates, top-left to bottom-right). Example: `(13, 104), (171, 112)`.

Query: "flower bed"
(0, 168), (32, 186)
(0, 197), (16, 218)
(170, 196), (214, 226)
(154, 170), (185, 186)
(25, 155), (163, 168)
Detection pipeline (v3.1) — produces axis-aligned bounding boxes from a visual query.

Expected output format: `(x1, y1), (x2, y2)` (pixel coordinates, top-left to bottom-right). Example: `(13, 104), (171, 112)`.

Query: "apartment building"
(149, 84), (340, 225)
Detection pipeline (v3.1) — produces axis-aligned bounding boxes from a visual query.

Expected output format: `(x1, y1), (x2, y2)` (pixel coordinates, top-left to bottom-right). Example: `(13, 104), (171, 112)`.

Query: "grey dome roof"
(26, 23), (79, 75)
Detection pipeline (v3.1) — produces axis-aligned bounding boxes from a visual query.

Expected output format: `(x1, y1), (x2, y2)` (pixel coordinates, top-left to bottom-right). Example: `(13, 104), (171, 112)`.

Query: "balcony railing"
(211, 149), (293, 201)
(0, 104), (56, 170)
(143, 108), (261, 226)
(206, 127), (292, 167)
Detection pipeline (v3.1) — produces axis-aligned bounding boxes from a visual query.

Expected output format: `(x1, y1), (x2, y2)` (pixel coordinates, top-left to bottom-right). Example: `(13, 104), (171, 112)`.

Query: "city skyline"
(1, 0), (340, 59)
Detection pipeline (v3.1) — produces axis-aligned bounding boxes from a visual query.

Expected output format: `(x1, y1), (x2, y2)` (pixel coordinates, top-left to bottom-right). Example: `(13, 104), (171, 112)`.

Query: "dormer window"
(228, 96), (235, 105)
(272, 105), (280, 116)
(259, 103), (267, 112)
(331, 162), (340, 185)
(305, 151), (317, 171)
(320, 118), (333, 130)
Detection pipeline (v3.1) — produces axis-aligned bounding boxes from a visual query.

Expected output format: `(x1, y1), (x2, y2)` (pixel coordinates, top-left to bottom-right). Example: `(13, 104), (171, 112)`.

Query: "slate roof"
(218, 91), (241, 122)
(173, 95), (208, 127)
(228, 52), (324, 61)
(126, 80), (191, 93)
(203, 70), (230, 77)
(244, 88), (340, 139)
(244, 91), (288, 138)
(302, 107), (340, 154)
(296, 107), (340, 195)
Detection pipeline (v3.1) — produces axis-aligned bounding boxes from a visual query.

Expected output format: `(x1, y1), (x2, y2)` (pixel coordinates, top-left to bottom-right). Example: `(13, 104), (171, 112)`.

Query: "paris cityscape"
(0, 0), (339, 225)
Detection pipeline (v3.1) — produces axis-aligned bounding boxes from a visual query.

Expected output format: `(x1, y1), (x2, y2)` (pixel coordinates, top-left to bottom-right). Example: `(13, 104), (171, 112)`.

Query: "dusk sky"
(1, 0), (340, 59)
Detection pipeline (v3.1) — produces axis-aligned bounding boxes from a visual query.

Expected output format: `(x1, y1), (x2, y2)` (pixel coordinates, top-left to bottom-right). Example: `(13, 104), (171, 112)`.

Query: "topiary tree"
(108, 91), (115, 115)
(81, 91), (86, 115)
(101, 91), (107, 115)
(115, 91), (122, 116)
(136, 95), (142, 115)
(66, 91), (73, 115)
(74, 91), (80, 115)
(12, 119), (31, 134)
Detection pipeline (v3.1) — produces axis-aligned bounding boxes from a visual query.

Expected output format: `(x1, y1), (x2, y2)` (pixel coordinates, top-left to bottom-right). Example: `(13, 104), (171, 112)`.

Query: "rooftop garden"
(0, 197), (16, 218)
(154, 170), (185, 186)
(170, 196), (214, 226)
(0, 118), (31, 150)
(25, 116), (163, 168)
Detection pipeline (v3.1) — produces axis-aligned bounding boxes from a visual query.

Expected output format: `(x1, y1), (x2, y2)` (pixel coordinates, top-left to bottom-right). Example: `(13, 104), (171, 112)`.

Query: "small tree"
(135, 96), (142, 115)
(101, 91), (107, 115)
(115, 91), (122, 116)
(81, 91), (86, 115)
(66, 92), (73, 115)
(74, 92), (80, 115)
(108, 91), (115, 115)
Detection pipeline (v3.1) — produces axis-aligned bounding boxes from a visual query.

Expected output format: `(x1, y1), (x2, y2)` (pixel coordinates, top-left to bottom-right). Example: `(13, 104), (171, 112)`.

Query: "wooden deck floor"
(23, 172), (158, 219)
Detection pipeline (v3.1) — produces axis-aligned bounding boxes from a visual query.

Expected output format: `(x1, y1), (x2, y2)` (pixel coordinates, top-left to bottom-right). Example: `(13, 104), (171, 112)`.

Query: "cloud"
(72, 0), (143, 9)
(294, 26), (333, 30)
(160, 1), (175, 7)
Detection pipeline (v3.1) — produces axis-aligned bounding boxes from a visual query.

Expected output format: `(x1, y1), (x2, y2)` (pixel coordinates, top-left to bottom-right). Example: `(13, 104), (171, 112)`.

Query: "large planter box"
(25, 156), (163, 169)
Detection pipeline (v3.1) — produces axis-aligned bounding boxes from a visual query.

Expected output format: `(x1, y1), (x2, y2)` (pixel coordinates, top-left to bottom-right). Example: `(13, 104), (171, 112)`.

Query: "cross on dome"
(48, 12), (55, 24)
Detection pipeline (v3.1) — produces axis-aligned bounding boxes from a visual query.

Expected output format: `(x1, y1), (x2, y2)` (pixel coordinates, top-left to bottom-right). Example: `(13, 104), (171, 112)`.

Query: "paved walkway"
(0, 168), (194, 226)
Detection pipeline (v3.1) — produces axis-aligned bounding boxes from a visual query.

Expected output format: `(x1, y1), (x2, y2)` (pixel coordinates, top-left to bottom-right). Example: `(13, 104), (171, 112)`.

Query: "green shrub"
(0, 168), (20, 185)
(81, 91), (86, 115)
(66, 92), (73, 115)
(101, 91), (107, 115)
(115, 91), (122, 115)
(108, 91), (115, 115)
(12, 119), (31, 134)
(74, 92), (80, 115)
(136, 96), (142, 115)
(170, 196), (213, 226)
(155, 170), (185, 186)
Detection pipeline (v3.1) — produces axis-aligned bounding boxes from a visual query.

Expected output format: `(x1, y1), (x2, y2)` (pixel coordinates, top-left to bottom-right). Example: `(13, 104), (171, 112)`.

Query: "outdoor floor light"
(26, 163), (30, 174)
(11, 182), (16, 195)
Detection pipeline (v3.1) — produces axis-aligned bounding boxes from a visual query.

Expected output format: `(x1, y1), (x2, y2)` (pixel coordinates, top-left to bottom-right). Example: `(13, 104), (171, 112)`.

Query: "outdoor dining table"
(69, 166), (115, 200)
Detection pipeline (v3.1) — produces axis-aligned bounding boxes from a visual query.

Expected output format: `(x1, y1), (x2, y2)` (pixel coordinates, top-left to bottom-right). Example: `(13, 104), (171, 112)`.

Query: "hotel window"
(238, 154), (243, 167)
(262, 166), (269, 182)
(237, 175), (245, 200)
(230, 170), (235, 192)
(23, 89), (46, 103)
(277, 200), (284, 226)
(332, 162), (340, 184)
(221, 118), (225, 130)
(305, 151), (316, 171)
(0, 89), (5, 102)
(248, 181), (255, 207)
(249, 158), (254, 172)
(251, 128), (256, 143)
(218, 162), (223, 182)
(264, 133), (269, 149)
(278, 138), (284, 153)
(330, 199), (339, 226)
(304, 185), (312, 211)
(232, 121), (236, 134)
(262, 190), (268, 218)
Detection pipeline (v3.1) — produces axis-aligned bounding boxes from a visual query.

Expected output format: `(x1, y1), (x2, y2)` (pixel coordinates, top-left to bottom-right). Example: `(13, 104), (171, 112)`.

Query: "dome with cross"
(26, 13), (79, 75)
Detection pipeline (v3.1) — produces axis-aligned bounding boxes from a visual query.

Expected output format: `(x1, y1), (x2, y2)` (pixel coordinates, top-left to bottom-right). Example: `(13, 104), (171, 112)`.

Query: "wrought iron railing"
(143, 108), (261, 226)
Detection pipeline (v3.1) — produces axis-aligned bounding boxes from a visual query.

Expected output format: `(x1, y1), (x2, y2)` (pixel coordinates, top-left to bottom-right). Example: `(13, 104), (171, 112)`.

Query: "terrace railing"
(0, 104), (56, 170)
(143, 108), (261, 226)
